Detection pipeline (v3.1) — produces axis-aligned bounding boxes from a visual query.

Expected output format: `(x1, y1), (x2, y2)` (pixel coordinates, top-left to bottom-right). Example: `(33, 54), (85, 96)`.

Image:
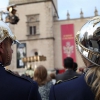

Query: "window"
(26, 14), (39, 36)
(29, 26), (36, 35)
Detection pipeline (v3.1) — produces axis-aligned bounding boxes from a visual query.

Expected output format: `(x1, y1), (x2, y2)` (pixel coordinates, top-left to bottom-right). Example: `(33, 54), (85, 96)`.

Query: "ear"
(0, 42), (5, 54)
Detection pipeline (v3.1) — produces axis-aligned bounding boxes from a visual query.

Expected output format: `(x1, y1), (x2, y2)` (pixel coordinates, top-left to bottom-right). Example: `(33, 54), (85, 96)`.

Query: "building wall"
(9, 0), (49, 5)
(8, 0), (96, 73)
(53, 18), (92, 69)
(9, 1), (55, 73)
(53, 0), (57, 11)
(10, 2), (54, 40)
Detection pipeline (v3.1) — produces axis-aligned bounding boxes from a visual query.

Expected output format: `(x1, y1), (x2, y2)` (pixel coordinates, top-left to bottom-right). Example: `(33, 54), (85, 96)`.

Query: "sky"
(0, 0), (100, 20)
(58, 0), (100, 20)
(0, 0), (9, 20)
(0, 0), (9, 11)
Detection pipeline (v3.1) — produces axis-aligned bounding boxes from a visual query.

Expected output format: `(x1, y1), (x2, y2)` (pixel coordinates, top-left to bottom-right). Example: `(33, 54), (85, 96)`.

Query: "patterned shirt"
(39, 81), (53, 100)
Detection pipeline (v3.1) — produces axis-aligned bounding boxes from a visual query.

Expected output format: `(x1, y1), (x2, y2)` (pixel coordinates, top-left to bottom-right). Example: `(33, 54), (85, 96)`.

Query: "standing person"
(73, 62), (78, 72)
(34, 65), (53, 100)
(56, 57), (80, 81)
(49, 16), (100, 100)
(49, 72), (56, 84)
(0, 21), (41, 100)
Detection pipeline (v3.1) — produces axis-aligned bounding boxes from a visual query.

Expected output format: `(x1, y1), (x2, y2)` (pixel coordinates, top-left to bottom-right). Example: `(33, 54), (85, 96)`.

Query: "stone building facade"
(8, 0), (98, 74)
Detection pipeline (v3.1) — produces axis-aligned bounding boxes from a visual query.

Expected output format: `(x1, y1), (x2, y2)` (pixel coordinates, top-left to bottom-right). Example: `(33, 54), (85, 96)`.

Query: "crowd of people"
(0, 15), (100, 100)
(32, 57), (83, 100)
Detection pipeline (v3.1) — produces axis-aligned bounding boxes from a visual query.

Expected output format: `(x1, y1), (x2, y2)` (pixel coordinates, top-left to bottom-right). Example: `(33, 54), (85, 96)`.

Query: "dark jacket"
(0, 65), (41, 100)
(49, 74), (95, 100)
(56, 69), (81, 81)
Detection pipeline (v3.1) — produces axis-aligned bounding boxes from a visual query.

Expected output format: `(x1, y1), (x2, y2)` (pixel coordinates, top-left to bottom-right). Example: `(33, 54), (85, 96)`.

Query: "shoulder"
(5, 69), (42, 100)
(54, 75), (85, 90)
(47, 81), (53, 87)
(51, 75), (84, 93)
(74, 72), (82, 76)
(56, 73), (65, 78)
(6, 69), (37, 86)
(55, 76), (79, 85)
(50, 74), (94, 100)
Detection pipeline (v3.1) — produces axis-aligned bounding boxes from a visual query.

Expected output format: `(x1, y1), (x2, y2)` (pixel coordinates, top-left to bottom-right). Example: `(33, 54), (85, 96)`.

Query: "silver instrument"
(76, 16), (100, 66)
(0, 21), (19, 44)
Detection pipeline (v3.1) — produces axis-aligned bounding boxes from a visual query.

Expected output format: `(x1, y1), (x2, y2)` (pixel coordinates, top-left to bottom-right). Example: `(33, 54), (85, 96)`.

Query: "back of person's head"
(75, 16), (100, 100)
(49, 73), (56, 79)
(73, 62), (78, 72)
(34, 65), (48, 86)
(64, 57), (73, 69)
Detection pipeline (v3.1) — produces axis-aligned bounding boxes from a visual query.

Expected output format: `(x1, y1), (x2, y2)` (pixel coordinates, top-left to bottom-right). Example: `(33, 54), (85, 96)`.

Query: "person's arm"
(28, 82), (42, 100)
(49, 85), (56, 100)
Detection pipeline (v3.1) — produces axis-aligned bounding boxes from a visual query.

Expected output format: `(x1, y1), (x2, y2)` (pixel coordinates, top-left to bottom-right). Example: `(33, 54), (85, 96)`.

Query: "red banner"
(61, 24), (76, 66)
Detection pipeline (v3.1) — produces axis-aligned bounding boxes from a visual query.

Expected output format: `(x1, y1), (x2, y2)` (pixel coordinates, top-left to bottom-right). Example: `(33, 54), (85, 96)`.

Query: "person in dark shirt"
(0, 21), (41, 100)
(49, 16), (100, 100)
(56, 57), (80, 81)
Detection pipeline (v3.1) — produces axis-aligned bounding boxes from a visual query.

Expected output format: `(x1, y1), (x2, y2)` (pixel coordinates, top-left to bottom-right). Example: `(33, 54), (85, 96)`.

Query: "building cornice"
(54, 16), (94, 22)
(19, 37), (55, 42)
(9, 0), (59, 18)
(10, 0), (50, 5)
(51, 0), (59, 18)
(9, 0), (47, 5)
